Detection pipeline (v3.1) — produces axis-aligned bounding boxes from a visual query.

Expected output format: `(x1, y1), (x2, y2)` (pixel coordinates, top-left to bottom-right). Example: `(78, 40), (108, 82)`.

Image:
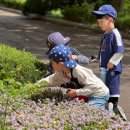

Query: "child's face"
(46, 40), (55, 51)
(51, 60), (63, 72)
(47, 42), (51, 48)
(97, 16), (113, 31)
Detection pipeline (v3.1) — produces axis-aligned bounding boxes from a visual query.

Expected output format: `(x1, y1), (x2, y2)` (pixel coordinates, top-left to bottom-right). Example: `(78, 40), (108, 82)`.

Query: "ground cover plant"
(0, 87), (130, 130)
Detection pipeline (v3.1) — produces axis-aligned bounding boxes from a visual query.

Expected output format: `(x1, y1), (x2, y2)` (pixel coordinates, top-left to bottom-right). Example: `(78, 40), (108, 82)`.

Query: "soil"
(0, 9), (130, 121)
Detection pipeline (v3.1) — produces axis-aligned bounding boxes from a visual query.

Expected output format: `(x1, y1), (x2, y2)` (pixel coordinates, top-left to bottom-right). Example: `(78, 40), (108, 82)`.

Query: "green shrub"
(62, 4), (96, 23)
(115, 0), (130, 31)
(116, 13), (130, 31)
(22, 0), (46, 16)
(50, 8), (63, 18)
(0, 0), (26, 9)
(122, 0), (130, 13)
(62, 6), (86, 23)
(0, 44), (46, 85)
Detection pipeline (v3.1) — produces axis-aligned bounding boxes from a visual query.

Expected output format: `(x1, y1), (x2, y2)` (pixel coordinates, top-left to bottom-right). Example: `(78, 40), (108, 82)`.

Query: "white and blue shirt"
(99, 28), (124, 74)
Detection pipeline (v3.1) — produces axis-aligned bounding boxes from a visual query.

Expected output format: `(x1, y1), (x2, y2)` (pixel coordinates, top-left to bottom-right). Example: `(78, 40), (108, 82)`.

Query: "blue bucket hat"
(93, 4), (117, 19)
(48, 45), (77, 69)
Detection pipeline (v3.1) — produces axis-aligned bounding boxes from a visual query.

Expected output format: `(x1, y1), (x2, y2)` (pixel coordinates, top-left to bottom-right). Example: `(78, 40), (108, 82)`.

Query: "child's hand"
(66, 89), (77, 97)
(91, 58), (99, 63)
(91, 55), (99, 63)
(72, 55), (78, 60)
(107, 62), (114, 69)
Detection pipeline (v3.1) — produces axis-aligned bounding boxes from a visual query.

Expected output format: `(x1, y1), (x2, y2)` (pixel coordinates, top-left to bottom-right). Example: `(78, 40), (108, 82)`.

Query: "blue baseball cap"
(48, 45), (77, 69)
(93, 4), (117, 19)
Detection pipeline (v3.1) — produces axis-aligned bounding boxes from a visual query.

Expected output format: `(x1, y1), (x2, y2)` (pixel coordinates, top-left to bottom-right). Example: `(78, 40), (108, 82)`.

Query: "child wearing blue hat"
(93, 5), (126, 120)
(45, 32), (91, 76)
(38, 45), (109, 109)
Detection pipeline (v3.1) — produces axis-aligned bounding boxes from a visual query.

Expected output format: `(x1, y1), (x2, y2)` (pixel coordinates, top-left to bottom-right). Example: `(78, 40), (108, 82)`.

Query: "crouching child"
(38, 45), (109, 109)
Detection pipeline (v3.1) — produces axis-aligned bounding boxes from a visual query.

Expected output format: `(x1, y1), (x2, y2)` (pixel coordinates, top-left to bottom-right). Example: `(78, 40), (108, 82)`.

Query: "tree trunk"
(112, 0), (125, 12)
(119, 0), (125, 12)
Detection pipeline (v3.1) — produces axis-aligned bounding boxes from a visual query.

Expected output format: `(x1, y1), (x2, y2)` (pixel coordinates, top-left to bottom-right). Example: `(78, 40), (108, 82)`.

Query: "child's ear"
(58, 62), (63, 65)
(109, 17), (114, 22)
(58, 62), (64, 68)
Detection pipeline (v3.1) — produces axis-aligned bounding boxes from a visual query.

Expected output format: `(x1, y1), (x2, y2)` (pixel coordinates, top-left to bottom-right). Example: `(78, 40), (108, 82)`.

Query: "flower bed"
(0, 88), (130, 130)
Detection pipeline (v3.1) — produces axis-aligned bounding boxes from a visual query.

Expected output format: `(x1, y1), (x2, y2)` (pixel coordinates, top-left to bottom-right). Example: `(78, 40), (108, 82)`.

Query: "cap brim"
(64, 58), (77, 69)
(64, 37), (70, 44)
(93, 11), (107, 15)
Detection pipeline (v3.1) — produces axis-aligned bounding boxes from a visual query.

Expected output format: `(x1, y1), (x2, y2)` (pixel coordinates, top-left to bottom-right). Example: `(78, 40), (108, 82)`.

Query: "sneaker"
(108, 102), (115, 117)
(113, 105), (127, 121)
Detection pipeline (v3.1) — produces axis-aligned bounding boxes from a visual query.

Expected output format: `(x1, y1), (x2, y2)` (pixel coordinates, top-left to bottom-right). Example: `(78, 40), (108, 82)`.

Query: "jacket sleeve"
(77, 55), (90, 64)
(109, 52), (123, 66)
(70, 47), (90, 64)
(73, 66), (108, 97)
(38, 72), (65, 86)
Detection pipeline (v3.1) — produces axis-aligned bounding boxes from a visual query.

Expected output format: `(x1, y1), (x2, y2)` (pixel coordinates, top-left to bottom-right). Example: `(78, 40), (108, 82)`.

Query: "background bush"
(116, 0), (130, 32)
(0, 0), (26, 9)
(21, 0), (46, 16)
(116, 14), (130, 31)
(62, 4), (96, 23)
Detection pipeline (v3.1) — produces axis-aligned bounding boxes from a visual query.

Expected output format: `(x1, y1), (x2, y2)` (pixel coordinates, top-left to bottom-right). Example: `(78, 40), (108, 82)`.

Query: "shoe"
(108, 102), (115, 117)
(113, 105), (127, 121)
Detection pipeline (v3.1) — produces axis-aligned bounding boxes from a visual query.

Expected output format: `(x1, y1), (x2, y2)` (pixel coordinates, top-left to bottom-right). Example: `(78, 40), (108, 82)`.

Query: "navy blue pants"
(106, 70), (120, 96)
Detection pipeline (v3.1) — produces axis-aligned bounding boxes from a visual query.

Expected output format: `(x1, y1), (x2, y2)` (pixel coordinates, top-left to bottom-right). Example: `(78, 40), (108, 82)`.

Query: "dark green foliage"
(31, 87), (65, 103)
(0, 44), (46, 85)
(116, 14), (130, 31)
(22, 0), (46, 16)
(123, 0), (130, 12)
(0, 0), (25, 9)
(62, 6), (86, 22)
(62, 4), (96, 23)
(45, 0), (63, 10)
(116, 0), (130, 31)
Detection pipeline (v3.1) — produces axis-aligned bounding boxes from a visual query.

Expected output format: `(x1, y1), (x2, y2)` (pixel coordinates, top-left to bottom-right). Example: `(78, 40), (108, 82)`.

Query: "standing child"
(93, 5), (126, 120)
(38, 45), (109, 109)
(45, 32), (91, 76)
